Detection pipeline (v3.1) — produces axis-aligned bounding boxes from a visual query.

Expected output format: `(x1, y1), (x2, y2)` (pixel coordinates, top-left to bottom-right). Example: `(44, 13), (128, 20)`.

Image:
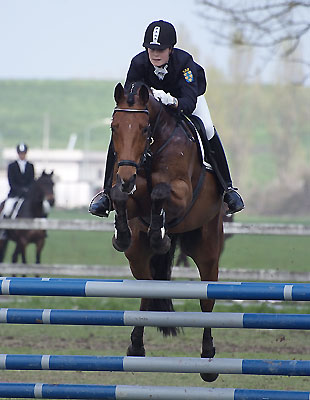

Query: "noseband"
(113, 107), (160, 170)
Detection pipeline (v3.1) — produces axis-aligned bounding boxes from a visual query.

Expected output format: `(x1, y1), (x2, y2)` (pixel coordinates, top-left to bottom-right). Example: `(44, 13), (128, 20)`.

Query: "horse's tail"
(149, 233), (180, 337)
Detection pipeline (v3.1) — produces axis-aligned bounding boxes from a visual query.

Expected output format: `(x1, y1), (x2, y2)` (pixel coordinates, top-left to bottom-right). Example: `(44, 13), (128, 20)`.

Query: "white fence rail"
(1, 218), (310, 235)
(0, 218), (309, 281)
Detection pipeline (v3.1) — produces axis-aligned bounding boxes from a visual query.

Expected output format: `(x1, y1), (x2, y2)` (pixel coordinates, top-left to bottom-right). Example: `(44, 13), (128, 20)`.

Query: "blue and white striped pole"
(0, 354), (309, 376)
(1, 308), (310, 329)
(1, 277), (310, 300)
(0, 383), (309, 400)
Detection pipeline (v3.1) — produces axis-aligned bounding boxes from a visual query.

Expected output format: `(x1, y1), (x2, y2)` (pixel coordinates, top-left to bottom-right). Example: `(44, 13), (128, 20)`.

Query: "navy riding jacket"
(124, 48), (207, 115)
(8, 161), (35, 197)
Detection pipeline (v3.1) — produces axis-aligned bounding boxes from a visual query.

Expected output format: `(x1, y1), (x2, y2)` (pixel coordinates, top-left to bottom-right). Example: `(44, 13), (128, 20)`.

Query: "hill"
(0, 80), (117, 150)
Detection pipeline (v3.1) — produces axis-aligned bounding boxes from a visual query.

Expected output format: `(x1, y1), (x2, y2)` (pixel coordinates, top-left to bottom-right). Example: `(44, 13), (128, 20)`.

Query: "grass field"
(1, 295), (310, 393)
(1, 208), (310, 397)
(2, 208), (309, 273)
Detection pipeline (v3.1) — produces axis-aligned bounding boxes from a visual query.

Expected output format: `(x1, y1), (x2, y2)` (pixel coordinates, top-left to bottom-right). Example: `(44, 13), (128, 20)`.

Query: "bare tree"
(197, 0), (310, 84)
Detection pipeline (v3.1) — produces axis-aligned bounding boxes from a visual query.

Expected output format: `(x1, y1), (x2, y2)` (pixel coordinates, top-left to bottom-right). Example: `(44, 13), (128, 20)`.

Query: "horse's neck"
(18, 188), (44, 218)
(149, 100), (176, 138)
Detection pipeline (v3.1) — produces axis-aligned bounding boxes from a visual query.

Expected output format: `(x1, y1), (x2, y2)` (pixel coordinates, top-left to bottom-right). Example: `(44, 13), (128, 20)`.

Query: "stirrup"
(223, 187), (244, 216)
(88, 191), (112, 218)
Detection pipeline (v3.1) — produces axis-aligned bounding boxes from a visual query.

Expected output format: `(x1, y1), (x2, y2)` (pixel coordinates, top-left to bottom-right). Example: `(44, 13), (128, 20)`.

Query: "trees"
(197, 0), (310, 84)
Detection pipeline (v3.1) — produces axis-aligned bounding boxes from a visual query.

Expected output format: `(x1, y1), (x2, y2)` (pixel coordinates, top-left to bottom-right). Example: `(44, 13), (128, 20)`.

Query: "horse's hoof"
(150, 233), (171, 254)
(200, 372), (219, 382)
(200, 347), (219, 382)
(112, 234), (131, 252)
(127, 344), (145, 357)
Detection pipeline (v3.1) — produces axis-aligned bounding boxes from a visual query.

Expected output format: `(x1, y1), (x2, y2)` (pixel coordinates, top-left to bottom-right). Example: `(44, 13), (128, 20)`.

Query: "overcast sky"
(0, 0), (224, 80)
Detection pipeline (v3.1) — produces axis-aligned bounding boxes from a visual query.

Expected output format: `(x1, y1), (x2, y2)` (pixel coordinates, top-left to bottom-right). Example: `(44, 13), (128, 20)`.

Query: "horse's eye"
(142, 126), (149, 135)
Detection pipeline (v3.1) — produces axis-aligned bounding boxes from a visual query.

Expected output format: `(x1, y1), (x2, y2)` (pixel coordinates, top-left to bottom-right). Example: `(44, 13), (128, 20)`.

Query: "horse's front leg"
(0, 239), (8, 263)
(35, 236), (45, 264)
(110, 186), (131, 252)
(12, 241), (26, 264)
(149, 183), (171, 254)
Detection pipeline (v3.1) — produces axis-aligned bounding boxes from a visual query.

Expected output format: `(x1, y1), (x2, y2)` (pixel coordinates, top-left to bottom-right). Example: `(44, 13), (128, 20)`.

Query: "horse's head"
(36, 170), (55, 208)
(111, 82), (151, 194)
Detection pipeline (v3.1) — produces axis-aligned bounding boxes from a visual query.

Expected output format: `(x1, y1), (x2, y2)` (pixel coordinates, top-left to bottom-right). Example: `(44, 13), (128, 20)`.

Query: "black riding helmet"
(143, 20), (177, 50)
(16, 143), (28, 153)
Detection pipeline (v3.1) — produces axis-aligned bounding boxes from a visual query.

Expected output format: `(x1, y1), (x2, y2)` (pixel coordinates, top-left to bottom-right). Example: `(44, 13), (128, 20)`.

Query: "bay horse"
(0, 171), (55, 264)
(109, 82), (224, 382)
(176, 206), (234, 267)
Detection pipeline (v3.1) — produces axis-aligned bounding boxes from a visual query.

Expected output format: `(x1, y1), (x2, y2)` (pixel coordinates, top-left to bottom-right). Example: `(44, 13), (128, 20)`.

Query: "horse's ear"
(42, 169), (46, 176)
(139, 84), (149, 105)
(114, 83), (124, 103)
(50, 170), (54, 176)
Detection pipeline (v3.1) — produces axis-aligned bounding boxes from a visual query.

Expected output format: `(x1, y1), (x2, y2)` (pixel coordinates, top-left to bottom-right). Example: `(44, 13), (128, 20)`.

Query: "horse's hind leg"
(125, 230), (152, 357)
(12, 242), (20, 263)
(149, 183), (171, 254)
(35, 237), (45, 264)
(198, 229), (222, 382)
(181, 221), (223, 383)
(127, 300), (147, 357)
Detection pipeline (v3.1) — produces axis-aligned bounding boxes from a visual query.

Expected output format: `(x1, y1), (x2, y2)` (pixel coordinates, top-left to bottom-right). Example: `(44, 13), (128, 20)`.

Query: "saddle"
(179, 114), (213, 171)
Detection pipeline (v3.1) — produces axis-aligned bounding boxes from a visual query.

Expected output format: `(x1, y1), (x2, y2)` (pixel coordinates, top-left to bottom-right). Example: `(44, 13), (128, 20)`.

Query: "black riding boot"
(208, 129), (244, 214)
(89, 141), (115, 217)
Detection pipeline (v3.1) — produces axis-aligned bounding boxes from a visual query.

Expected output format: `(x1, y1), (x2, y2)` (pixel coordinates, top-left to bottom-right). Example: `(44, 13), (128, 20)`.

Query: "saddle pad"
(180, 115), (213, 171)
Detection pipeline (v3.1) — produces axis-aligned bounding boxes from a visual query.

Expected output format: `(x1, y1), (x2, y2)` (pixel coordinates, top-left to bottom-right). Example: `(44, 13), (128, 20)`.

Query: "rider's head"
(143, 20), (177, 67)
(16, 143), (28, 160)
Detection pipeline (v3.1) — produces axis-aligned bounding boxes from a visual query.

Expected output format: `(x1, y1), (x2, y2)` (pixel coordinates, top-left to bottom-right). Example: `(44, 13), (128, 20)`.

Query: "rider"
(1, 143), (35, 219)
(89, 20), (244, 217)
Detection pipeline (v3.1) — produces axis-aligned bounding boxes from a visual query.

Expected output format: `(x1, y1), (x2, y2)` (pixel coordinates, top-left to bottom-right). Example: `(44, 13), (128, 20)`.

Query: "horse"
(0, 171), (55, 264)
(109, 82), (224, 382)
(176, 206), (234, 267)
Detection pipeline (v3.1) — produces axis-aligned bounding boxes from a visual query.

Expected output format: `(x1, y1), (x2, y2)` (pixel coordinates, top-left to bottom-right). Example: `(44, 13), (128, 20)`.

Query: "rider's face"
(18, 152), (26, 160)
(147, 47), (171, 67)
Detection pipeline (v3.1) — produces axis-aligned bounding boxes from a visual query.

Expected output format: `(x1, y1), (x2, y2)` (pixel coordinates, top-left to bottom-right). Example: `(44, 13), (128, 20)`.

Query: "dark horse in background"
(109, 82), (224, 382)
(0, 171), (55, 264)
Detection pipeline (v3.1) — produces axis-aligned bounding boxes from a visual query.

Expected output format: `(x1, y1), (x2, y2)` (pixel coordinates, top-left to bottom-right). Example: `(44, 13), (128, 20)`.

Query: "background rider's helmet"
(143, 20), (177, 50)
(16, 143), (28, 153)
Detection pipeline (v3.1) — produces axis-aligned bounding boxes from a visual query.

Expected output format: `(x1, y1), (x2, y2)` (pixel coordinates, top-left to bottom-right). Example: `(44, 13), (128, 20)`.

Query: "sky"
(0, 0), (223, 80)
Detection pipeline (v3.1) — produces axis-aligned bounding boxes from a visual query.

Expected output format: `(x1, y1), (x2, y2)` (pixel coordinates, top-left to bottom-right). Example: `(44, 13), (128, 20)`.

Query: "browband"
(113, 108), (149, 114)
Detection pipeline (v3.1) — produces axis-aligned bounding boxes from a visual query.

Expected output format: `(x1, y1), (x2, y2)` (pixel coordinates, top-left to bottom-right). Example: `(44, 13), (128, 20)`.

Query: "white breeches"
(192, 95), (215, 140)
(1, 197), (18, 218)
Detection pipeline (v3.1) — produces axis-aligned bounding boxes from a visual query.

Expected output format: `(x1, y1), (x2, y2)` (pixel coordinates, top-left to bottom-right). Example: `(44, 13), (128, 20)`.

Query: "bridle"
(112, 105), (162, 170)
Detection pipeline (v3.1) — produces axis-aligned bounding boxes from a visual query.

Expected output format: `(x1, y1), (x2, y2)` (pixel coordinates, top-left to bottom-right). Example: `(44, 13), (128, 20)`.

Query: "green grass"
(2, 208), (309, 272)
(1, 208), (310, 396)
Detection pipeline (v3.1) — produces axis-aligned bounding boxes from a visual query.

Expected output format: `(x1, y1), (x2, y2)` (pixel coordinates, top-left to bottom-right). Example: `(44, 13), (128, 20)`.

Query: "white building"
(1, 148), (107, 208)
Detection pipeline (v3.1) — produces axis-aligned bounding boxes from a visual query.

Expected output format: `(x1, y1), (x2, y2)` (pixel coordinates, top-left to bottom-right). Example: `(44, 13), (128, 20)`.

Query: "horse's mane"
(123, 81), (178, 125)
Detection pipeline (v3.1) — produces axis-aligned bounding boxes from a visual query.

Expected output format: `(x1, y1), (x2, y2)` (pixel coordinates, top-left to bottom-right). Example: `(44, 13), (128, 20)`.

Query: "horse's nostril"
(120, 174), (137, 194)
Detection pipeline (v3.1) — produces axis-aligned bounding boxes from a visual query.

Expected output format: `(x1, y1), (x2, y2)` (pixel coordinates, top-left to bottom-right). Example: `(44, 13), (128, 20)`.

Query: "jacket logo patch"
(183, 67), (193, 83)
